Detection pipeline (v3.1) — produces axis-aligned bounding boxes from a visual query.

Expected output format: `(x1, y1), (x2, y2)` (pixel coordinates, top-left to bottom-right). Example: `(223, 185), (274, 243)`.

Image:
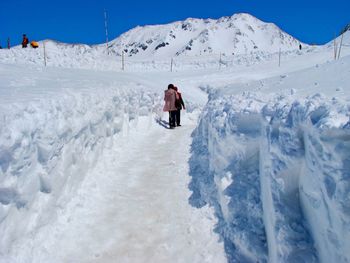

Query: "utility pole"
(104, 9), (109, 55)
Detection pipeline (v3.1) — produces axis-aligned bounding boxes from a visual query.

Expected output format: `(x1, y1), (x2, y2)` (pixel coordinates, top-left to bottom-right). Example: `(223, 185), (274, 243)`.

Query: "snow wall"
(0, 86), (164, 258)
(189, 90), (350, 263)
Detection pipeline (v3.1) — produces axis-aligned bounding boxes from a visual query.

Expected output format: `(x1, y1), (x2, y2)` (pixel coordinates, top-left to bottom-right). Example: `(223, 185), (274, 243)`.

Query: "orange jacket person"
(22, 34), (29, 48)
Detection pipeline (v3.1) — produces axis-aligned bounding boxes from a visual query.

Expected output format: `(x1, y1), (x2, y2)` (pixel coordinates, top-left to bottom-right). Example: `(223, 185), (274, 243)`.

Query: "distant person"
(30, 41), (39, 48)
(7, 37), (10, 49)
(299, 44), (302, 50)
(173, 86), (185, 126)
(163, 84), (177, 129)
(22, 34), (29, 48)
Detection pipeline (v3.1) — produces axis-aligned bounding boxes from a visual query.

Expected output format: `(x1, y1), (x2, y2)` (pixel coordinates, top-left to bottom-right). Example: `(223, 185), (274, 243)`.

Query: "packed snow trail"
(24, 113), (226, 263)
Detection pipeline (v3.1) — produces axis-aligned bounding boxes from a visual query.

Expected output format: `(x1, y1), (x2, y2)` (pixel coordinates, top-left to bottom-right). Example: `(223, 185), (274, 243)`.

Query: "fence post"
(334, 34), (338, 60)
(337, 33), (344, 60)
(104, 9), (109, 55)
(43, 41), (47, 67)
(122, 50), (125, 71)
(278, 48), (281, 67)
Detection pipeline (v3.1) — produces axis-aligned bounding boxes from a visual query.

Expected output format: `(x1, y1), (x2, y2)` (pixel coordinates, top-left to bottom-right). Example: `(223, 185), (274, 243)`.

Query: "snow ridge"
(0, 85), (162, 258)
(189, 90), (350, 262)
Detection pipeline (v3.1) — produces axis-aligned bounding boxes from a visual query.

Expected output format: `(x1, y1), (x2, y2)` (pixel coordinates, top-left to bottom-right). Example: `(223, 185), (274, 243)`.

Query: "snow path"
(34, 114), (226, 263)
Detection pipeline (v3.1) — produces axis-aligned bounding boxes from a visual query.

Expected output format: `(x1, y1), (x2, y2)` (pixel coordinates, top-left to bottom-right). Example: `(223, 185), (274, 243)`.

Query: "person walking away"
(163, 84), (177, 129)
(174, 86), (185, 126)
(22, 34), (29, 48)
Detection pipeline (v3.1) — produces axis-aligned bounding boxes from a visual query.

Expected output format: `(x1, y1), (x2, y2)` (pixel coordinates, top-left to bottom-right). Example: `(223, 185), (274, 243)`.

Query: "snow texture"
(1, 12), (350, 263)
(0, 80), (162, 256)
(189, 76), (350, 262)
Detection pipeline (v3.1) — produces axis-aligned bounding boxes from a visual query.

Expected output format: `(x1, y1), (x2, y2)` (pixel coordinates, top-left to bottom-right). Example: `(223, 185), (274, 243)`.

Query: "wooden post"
(104, 9), (109, 55)
(43, 41), (47, 67)
(334, 33), (338, 60)
(338, 33), (344, 60)
(278, 48), (281, 67)
(170, 58), (173, 72)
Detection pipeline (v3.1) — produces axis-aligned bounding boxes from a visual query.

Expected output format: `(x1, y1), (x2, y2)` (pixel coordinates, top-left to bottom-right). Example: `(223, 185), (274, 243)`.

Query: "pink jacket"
(163, 89), (177, 112)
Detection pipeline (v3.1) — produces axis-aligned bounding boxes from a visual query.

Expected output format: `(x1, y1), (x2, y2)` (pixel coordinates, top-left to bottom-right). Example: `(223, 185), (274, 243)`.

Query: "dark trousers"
(175, 109), (181, 126)
(169, 111), (176, 127)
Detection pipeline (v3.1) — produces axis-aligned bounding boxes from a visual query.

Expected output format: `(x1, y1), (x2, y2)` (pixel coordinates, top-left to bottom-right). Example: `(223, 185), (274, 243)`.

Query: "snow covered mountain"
(324, 30), (350, 54)
(0, 13), (306, 69)
(105, 13), (304, 58)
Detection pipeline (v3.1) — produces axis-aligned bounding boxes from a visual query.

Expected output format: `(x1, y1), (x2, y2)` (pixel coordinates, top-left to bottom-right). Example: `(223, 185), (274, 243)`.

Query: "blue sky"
(1, 0), (349, 47)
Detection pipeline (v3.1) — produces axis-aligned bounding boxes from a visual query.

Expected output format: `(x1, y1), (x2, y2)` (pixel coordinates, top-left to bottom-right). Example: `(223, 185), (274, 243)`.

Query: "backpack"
(175, 92), (181, 109)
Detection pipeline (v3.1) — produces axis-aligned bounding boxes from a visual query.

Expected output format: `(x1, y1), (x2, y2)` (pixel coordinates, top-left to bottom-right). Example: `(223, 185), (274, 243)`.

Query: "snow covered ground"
(0, 62), (225, 262)
(1, 28), (350, 262)
(188, 41), (350, 262)
(2, 111), (226, 263)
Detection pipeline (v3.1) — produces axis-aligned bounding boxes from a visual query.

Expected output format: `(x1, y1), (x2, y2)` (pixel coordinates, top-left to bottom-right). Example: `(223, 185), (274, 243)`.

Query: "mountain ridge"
(103, 13), (304, 58)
